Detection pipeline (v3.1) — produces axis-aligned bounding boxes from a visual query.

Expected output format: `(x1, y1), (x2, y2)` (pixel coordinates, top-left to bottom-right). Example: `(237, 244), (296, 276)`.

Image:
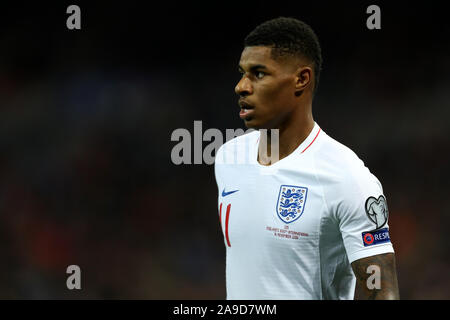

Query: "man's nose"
(235, 76), (253, 96)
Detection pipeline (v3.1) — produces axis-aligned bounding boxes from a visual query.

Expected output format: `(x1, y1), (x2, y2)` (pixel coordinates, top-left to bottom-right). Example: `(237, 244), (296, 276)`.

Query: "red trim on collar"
(301, 128), (321, 154)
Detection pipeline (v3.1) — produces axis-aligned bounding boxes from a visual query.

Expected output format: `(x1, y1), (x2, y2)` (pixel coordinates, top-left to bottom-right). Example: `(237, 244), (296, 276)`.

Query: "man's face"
(235, 46), (299, 129)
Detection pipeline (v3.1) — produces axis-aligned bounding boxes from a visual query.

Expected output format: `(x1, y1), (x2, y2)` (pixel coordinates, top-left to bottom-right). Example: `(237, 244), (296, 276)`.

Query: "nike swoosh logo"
(222, 189), (239, 197)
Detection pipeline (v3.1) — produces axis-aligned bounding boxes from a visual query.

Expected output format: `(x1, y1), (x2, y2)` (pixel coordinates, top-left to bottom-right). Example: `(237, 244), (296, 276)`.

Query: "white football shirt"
(214, 122), (394, 300)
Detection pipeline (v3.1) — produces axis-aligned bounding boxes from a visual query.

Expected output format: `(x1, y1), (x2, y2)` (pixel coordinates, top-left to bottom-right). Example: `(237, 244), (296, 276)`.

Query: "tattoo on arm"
(351, 252), (400, 300)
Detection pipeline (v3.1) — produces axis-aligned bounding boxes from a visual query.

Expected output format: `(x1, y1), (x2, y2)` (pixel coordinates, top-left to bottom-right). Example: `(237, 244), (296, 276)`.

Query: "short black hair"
(244, 17), (323, 95)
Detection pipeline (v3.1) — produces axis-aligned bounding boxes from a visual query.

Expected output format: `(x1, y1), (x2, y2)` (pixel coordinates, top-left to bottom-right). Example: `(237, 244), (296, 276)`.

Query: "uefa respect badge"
(362, 228), (391, 247)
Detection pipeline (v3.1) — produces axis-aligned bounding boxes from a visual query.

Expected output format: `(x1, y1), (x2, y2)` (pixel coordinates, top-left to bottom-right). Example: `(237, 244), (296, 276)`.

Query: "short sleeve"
(334, 163), (394, 264)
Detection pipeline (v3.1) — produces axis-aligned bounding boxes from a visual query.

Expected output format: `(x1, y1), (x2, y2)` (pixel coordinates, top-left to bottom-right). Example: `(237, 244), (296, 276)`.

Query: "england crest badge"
(276, 185), (308, 223)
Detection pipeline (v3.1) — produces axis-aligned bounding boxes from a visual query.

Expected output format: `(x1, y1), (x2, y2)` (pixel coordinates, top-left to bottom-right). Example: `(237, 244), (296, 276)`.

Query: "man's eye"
(256, 71), (265, 79)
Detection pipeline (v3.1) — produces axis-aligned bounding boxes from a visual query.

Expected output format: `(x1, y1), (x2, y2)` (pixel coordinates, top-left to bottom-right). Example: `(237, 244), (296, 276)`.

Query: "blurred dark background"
(0, 1), (449, 299)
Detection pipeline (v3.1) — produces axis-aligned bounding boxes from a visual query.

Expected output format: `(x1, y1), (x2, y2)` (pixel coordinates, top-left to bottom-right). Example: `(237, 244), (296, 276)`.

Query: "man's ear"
(295, 66), (313, 94)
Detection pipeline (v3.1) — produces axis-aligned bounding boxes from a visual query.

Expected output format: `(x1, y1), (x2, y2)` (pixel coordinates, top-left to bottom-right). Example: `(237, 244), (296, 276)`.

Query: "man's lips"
(239, 108), (254, 119)
(238, 100), (255, 119)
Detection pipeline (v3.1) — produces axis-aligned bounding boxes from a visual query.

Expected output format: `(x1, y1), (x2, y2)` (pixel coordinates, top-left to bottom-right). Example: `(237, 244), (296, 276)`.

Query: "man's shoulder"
(313, 130), (383, 201)
(317, 130), (362, 161)
(314, 130), (372, 178)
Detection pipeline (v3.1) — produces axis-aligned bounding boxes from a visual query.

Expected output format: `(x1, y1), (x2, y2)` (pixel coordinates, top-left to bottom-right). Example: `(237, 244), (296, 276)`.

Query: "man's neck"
(258, 115), (315, 166)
